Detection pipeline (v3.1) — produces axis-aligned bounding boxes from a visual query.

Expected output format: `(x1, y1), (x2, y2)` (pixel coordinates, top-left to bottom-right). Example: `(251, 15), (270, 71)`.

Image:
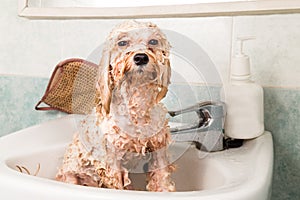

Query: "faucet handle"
(169, 101), (226, 152)
(168, 101), (213, 117)
(168, 101), (225, 118)
(168, 101), (226, 133)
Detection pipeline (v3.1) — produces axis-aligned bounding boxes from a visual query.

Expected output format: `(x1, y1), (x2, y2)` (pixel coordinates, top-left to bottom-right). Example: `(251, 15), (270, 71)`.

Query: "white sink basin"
(0, 115), (273, 200)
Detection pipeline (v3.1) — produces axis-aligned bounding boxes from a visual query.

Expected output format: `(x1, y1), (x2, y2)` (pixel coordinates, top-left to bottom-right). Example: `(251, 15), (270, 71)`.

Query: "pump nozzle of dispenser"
(231, 36), (255, 80)
(236, 36), (255, 56)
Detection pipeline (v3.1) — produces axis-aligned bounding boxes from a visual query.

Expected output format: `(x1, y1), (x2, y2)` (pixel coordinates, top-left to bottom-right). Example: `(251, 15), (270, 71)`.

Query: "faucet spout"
(168, 101), (226, 152)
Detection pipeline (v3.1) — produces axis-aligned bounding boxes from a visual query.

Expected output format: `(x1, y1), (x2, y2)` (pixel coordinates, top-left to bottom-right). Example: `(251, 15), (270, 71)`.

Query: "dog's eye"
(149, 39), (158, 45)
(118, 40), (128, 47)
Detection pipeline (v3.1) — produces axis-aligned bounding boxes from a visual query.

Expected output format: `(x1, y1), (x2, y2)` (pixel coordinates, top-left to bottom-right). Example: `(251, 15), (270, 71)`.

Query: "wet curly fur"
(56, 20), (175, 192)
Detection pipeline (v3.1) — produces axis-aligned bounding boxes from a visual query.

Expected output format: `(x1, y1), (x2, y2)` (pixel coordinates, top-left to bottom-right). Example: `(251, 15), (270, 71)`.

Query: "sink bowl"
(0, 115), (273, 200)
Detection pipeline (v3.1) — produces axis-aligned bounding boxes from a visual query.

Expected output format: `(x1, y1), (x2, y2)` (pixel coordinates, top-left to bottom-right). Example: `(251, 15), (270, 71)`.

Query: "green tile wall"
(264, 88), (300, 200)
(0, 75), (64, 136)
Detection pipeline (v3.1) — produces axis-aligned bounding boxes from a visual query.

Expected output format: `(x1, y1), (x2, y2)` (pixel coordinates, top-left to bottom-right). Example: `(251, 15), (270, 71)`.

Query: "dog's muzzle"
(133, 53), (149, 66)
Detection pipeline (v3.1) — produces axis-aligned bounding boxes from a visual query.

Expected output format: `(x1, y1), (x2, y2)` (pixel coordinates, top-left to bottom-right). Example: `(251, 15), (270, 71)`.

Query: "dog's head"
(96, 21), (171, 116)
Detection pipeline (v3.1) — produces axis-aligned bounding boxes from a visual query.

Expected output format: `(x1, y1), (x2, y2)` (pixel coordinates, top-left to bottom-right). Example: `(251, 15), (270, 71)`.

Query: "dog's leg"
(101, 145), (131, 189)
(146, 148), (175, 192)
(56, 133), (100, 187)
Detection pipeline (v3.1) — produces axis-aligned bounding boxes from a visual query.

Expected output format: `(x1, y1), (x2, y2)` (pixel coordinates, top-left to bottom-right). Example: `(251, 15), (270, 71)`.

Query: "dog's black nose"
(133, 53), (149, 66)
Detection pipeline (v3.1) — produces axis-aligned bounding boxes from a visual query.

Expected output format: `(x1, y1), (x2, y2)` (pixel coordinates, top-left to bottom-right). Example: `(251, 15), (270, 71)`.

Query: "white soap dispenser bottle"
(221, 36), (264, 139)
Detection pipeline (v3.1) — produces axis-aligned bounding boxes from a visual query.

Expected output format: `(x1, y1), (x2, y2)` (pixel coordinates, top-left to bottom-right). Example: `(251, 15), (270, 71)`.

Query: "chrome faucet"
(168, 101), (226, 152)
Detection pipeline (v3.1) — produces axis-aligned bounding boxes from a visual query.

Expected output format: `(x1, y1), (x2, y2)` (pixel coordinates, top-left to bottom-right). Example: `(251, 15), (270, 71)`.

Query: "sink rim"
(0, 115), (273, 199)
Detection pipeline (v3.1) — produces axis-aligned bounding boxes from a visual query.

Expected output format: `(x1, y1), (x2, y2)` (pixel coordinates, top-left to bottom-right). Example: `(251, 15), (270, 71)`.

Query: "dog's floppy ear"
(156, 55), (171, 103)
(96, 43), (114, 116)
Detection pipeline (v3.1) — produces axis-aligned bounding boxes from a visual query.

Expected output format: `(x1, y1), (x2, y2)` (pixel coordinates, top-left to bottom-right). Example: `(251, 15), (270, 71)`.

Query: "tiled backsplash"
(264, 88), (300, 200)
(0, 76), (65, 136)
(0, 75), (221, 136)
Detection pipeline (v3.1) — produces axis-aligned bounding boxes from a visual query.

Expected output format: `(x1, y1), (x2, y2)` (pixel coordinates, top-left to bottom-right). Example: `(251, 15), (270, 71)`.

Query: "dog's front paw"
(146, 165), (176, 192)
